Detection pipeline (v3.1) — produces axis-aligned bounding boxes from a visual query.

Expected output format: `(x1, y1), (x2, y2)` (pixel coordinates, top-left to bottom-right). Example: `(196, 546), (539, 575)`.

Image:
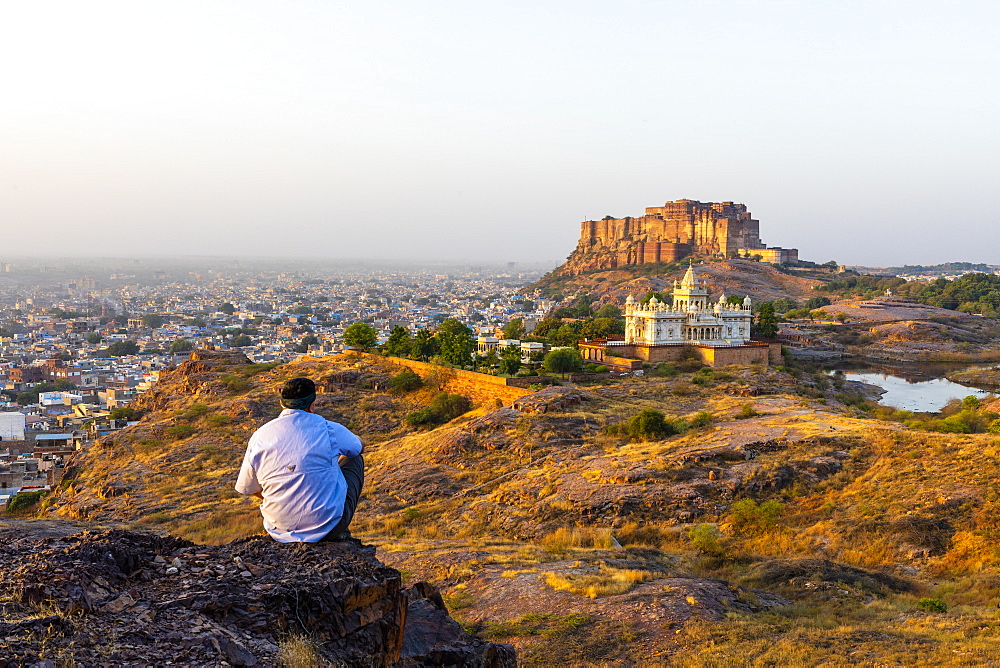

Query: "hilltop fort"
(557, 199), (798, 275)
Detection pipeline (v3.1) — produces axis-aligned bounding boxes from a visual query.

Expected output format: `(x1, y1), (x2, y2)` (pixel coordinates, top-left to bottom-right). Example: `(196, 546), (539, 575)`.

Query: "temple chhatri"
(558, 199), (798, 275)
(580, 263), (781, 369)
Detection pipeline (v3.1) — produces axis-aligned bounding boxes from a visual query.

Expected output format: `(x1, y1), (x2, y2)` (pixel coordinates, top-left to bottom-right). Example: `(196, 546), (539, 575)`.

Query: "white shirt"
(236, 408), (363, 543)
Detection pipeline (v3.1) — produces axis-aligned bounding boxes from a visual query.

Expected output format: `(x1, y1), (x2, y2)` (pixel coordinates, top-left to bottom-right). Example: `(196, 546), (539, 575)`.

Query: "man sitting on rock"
(236, 377), (364, 542)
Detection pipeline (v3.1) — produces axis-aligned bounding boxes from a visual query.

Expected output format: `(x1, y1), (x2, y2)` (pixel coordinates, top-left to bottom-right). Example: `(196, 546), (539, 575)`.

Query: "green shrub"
(135, 437), (164, 453)
(916, 597), (947, 613)
(686, 523), (724, 556)
(728, 499), (783, 535)
(653, 362), (678, 378)
(6, 490), (46, 513)
(165, 424), (196, 440)
(404, 409), (435, 426)
(221, 375), (250, 393)
(689, 411), (714, 428)
(230, 362), (281, 377)
(177, 403), (209, 420)
(109, 407), (141, 421)
(404, 392), (472, 427)
(388, 370), (423, 393)
(736, 403), (760, 419)
(607, 408), (687, 441)
(428, 392), (472, 421)
(204, 414), (231, 428)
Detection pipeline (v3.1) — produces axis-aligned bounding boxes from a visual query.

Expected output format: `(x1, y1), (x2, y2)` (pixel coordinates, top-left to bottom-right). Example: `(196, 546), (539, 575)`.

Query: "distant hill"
(885, 261), (997, 275)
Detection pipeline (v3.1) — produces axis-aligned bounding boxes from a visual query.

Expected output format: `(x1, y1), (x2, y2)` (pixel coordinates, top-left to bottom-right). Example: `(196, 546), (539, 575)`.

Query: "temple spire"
(680, 260), (697, 289)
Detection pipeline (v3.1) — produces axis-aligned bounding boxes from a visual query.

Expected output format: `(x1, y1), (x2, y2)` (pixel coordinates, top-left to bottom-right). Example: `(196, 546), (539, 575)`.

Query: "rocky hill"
(0, 523), (514, 666)
(533, 258), (829, 305)
(17, 350), (1000, 664)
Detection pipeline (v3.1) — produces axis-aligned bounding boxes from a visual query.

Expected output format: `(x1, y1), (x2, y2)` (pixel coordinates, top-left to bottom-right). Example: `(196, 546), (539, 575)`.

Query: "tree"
(110, 407), (140, 421)
(502, 317), (525, 340)
(550, 322), (583, 347)
(580, 317), (624, 340)
(594, 304), (622, 319)
(105, 340), (140, 357)
(384, 326), (412, 357)
(772, 297), (798, 313)
(532, 317), (562, 339)
(499, 344), (522, 376)
(141, 314), (164, 329)
(85, 333), (102, 344)
(437, 331), (474, 368)
(543, 348), (583, 378)
(435, 319), (474, 368)
(170, 339), (194, 353)
(640, 291), (668, 305)
(410, 329), (437, 361)
(343, 322), (378, 350)
(231, 334), (252, 347)
(752, 302), (779, 339)
(804, 296), (831, 310)
(479, 350), (501, 372)
(218, 303), (236, 315)
(53, 378), (76, 391)
(0, 327), (13, 338)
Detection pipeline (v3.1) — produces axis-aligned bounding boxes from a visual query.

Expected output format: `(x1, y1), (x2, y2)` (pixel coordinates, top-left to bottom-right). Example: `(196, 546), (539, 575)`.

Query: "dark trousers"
(321, 455), (365, 540)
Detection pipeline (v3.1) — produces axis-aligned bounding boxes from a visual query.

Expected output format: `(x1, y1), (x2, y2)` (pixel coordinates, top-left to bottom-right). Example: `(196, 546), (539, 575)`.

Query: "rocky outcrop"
(511, 387), (591, 414)
(0, 528), (515, 667)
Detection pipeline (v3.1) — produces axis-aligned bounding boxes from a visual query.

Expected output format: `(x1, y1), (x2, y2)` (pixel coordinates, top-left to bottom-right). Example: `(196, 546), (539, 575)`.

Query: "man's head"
(280, 377), (316, 411)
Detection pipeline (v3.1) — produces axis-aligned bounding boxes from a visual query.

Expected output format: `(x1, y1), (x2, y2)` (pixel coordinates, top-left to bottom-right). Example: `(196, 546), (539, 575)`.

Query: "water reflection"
(842, 370), (992, 413)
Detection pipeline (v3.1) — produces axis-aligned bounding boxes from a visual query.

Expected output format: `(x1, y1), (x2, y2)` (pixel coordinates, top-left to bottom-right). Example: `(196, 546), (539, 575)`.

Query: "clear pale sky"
(2, 1), (997, 267)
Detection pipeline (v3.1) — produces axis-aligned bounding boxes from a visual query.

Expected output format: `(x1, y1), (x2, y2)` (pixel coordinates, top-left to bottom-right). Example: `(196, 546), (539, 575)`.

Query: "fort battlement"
(559, 199), (797, 275)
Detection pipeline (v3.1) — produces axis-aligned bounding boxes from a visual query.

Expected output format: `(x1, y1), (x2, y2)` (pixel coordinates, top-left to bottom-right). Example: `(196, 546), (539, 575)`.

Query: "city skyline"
(2, 1), (998, 267)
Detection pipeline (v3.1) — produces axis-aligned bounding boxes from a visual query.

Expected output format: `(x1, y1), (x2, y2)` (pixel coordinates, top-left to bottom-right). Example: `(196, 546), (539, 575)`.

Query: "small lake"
(842, 370), (993, 413)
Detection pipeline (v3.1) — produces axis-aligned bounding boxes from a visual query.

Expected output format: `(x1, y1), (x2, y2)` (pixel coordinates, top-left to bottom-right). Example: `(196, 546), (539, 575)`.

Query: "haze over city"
(3, 0), (997, 266)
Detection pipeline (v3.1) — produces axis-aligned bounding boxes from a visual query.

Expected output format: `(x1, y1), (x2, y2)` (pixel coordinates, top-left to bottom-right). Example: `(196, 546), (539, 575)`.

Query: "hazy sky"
(2, 1), (998, 267)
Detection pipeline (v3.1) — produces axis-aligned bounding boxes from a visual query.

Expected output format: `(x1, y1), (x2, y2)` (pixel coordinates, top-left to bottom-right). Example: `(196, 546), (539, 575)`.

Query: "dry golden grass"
(276, 635), (324, 668)
(542, 563), (656, 598)
(167, 507), (264, 544)
(540, 526), (614, 552)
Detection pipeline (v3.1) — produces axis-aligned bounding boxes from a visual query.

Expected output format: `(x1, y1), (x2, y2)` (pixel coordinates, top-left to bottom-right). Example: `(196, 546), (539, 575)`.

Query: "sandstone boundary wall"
(355, 353), (534, 406)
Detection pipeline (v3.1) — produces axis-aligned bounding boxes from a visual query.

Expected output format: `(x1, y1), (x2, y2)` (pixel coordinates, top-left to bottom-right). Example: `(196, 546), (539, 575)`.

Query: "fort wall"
(580, 341), (780, 368)
(354, 354), (533, 406)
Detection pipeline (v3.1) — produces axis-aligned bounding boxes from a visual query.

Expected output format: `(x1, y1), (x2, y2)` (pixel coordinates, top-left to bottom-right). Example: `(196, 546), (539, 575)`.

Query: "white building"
(0, 412), (26, 440)
(624, 264), (753, 346)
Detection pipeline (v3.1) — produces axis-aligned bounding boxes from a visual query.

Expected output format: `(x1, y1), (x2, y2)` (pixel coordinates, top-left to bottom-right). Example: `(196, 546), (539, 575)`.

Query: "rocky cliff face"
(0, 526), (515, 667)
